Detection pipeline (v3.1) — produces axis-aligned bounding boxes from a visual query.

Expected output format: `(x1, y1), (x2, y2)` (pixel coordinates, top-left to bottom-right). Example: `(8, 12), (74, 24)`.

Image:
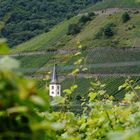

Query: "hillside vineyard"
(1, 0), (140, 139)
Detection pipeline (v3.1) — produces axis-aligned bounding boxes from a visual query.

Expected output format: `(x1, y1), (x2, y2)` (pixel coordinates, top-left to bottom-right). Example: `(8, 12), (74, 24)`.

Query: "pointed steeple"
(49, 64), (61, 97)
(50, 64), (59, 84)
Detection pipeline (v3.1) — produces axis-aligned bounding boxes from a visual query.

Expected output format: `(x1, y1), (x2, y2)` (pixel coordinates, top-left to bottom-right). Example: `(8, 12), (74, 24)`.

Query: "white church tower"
(49, 64), (61, 97)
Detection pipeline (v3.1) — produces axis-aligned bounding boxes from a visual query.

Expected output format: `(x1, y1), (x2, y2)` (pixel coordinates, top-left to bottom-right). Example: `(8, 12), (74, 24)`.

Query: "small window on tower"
(52, 86), (54, 89)
(57, 86), (59, 89)
(52, 92), (54, 94)
(57, 92), (59, 95)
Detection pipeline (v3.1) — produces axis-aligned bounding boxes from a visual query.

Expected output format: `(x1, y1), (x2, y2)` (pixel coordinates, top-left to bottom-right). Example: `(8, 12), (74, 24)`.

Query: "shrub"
(67, 23), (81, 35)
(67, 12), (96, 36)
(103, 26), (114, 37)
(122, 12), (130, 23)
(127, 24), (136, 30)
(95, 23), (115, 39)
(79, 15), (91, 23)
(79, 12), (95, 24)
(88, 12), (96, 17)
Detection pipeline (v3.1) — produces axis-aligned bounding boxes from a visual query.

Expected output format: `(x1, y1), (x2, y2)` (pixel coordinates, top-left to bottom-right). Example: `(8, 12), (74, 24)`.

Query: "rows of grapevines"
(1, 40), (140, 140)
(1, 68), (140, 140)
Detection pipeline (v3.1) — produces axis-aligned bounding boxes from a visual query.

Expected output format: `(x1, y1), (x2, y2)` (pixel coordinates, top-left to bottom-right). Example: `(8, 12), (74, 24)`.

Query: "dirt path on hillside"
(2, 46), (140, 58)
(81, 7), (140, 15)
(17, 60), (140, 81)
(27, 73), (140, 81)
(94, 8), (124, 14)
(16, 60), (140, 74)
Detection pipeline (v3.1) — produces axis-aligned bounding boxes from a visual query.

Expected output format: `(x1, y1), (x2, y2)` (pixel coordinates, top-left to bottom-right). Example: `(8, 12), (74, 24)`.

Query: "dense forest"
(0, 0), (101, 47)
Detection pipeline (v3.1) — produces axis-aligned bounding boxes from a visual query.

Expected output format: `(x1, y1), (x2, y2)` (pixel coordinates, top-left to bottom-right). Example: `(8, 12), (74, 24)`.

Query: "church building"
(49, 64), (61, 97)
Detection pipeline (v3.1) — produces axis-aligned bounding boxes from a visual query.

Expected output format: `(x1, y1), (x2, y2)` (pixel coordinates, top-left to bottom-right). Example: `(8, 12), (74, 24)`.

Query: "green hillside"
(13, 16), (80, 52)
(3, 0), (140, 47)
(13, 10), (140, 53)
(0, 0), (101, 47)
(2, 1), (140, 88)
(9, 2), (140, 100)
(12, 8), (140, 73)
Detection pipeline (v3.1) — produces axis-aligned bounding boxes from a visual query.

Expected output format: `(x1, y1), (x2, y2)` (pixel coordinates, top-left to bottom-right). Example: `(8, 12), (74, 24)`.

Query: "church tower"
(49, 64), (61, 97)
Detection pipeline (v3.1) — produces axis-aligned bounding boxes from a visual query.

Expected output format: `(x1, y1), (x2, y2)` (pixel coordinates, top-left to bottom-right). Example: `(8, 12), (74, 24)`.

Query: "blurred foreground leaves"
(0, 56), (20, 70)
(0, 70), (50, 139)
(0, 39), (51, 139)
(0, 39), (9, 54)
(1, 40), (140, 140)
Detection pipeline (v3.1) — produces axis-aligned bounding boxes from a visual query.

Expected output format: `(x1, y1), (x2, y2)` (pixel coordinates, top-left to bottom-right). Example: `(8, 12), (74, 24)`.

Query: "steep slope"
(10, 6), (140, 99)
(14, 9), (140, 52)
(0, 0), (101, 47)
(12, 9), (140, 73)
(13, 16), (80, 52)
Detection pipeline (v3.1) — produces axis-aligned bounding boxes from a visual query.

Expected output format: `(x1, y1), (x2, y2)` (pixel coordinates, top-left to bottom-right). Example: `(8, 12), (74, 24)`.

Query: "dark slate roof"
(50, 64), (59, 84)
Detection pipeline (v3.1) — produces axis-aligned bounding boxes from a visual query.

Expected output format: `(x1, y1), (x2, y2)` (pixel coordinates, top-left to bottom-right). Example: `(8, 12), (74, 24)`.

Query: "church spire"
(50, 64), (58, 84)
(49, 64), (61, 97)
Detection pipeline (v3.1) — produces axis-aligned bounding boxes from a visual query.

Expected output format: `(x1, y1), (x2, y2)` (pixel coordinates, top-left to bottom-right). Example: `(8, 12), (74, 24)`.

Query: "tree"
(103, 26), (114, 37)
(122, 12), (130, 23)
(79, 15), (91, 23)
(67, 23), (81, 35)
(95, 23), (115, 39)
(88, 12), (96, 17)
